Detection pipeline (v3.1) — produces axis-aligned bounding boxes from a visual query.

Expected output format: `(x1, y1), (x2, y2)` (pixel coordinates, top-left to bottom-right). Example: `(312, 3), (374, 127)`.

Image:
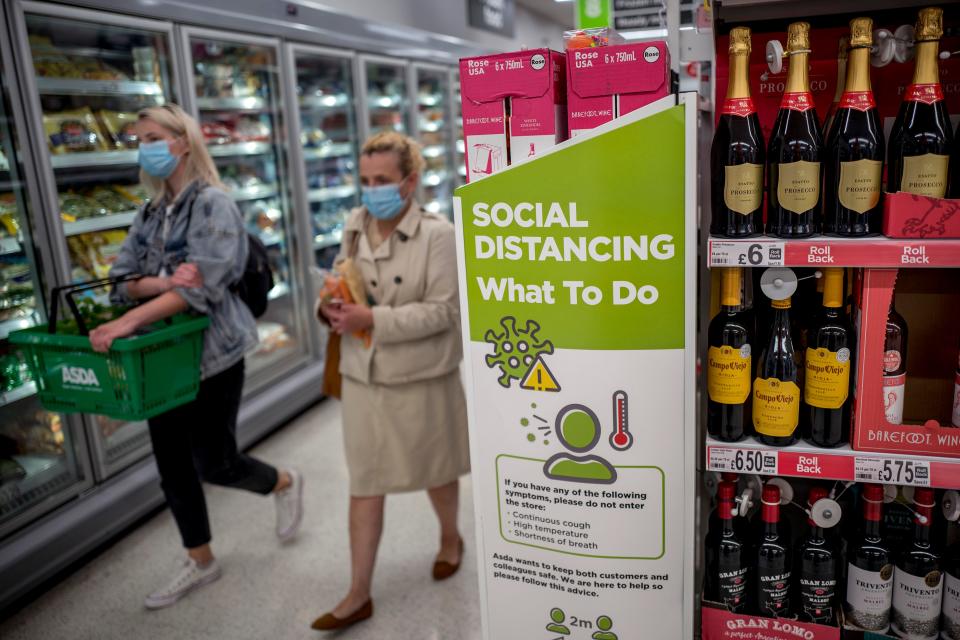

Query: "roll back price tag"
(708, 446), (779, 475)
(854, 457), (931, 487)
(709, 240), (785, 267)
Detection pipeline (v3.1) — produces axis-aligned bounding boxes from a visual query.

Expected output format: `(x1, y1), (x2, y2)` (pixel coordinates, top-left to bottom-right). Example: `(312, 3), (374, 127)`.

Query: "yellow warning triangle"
(519, 356), (561, 392)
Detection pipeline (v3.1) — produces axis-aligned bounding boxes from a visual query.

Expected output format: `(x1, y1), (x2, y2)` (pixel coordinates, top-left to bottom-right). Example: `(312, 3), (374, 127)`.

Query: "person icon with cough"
(543, 404), (617, 484)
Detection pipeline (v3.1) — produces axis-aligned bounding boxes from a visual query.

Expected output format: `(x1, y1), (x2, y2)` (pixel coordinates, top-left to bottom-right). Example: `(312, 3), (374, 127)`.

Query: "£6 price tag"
(709, 240), (785, 267)
(855, 457), (931, 487)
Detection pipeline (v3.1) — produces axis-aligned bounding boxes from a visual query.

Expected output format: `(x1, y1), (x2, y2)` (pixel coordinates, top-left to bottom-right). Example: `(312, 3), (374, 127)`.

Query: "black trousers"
(148, 360), (278, 548)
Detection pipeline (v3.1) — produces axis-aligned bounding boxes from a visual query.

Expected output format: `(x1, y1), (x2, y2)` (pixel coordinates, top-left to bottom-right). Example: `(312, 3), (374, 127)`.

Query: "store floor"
(0, 399), (482, 640)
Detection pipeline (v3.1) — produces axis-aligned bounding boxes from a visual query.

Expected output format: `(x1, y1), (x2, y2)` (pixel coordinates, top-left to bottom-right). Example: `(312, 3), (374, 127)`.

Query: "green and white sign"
(454, 96), (697, 639)
(576, 0), (611, 29)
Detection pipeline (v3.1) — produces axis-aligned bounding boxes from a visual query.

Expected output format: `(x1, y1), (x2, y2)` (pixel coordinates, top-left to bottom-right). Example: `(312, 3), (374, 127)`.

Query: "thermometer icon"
(610, 390), (633, 451)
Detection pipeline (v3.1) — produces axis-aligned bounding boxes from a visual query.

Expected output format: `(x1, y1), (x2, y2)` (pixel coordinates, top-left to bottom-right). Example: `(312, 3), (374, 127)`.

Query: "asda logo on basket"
(61, 366), (101, 388)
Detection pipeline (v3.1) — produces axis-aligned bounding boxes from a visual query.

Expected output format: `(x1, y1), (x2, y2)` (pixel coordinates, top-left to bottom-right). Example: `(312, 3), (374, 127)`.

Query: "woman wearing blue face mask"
(88, 104), (303, 609)
(314, 132), (470, 630)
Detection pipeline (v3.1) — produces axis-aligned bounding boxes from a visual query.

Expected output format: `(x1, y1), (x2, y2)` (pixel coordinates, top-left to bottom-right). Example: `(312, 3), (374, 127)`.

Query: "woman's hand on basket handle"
(89, 291), (189, 353)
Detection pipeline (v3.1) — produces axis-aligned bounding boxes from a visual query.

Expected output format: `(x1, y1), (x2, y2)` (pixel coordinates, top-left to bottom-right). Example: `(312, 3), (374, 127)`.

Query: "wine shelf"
(705, 436), (960, 490)
(708, 236), (960, 268)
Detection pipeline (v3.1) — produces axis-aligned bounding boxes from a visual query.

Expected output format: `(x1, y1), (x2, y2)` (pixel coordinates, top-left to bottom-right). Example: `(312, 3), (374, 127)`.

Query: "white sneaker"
(275, 468), (304, 543)
(144, 557), (222, 610)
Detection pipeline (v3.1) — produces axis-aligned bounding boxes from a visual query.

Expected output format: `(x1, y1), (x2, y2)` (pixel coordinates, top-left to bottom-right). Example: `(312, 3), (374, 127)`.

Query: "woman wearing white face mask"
(89, 104), (304, 609)
(314, 132), (470, 631)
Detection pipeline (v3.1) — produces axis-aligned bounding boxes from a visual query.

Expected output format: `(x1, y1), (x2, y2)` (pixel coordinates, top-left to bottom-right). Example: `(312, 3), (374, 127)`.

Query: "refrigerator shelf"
(418, 94), (443, 107)
(419, 120), (445, 133)
(368, 95), (403, 109)
(423, 170), (451, 187)
(231, 184), (278, 202)
(35, 77), (164, 97)
(456, 140), (465, 153)
(0, 315), (37, 341)
(0, 237), (21, 255)
(63, 211), (137, 236)
(0, 456), (68, 519)
(300, 94), (350, 109)
(314, 229), (343, 250)
(302, 143), (354, 161)
(196, 96), (269, 111)
(421, 144), (448, 159)
(51, 150), (138, 169)
(308, 184), (356, 203)
(208, 141), (272, 157)
(0, 382), (37, 409)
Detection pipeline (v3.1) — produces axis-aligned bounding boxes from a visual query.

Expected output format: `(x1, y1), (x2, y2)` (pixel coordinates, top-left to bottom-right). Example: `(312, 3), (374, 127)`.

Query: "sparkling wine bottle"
(822, 37), (848, 139)
(708, 268), (753, 442)
(844, 484), (893, 632)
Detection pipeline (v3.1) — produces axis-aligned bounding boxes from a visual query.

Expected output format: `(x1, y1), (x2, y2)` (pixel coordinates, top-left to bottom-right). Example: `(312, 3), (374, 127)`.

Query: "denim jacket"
(110, 181), (258, 379)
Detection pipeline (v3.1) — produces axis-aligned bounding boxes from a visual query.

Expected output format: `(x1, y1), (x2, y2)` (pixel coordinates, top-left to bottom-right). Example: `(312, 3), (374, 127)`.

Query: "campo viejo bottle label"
(707, 345), (752, 403)
(753, 377), (801, 436)
(723, 164), (763, 215)
(777, 160), (820, 214)
(904, 83), (945, 105)
(901, 153), (949, 198)
(721, 97), (757, 118)
(839, 159), (883, 213)
(839, 91), (877, 111)
(804, 347), (851, 409)
(781, 91), (815, 112)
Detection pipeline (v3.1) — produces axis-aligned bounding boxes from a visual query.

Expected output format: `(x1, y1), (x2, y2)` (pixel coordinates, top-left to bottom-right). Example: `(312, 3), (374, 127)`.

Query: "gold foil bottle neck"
(729, 27), (752, 55)
(915, 7), (943, 42)
(786, 22), (811, 53)
(850, 17), (873, 48)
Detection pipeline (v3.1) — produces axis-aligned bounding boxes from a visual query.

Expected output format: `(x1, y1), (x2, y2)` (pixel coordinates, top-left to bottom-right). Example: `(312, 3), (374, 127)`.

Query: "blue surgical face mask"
(362, 180), (408, 220)
(138, 140), (180, 179)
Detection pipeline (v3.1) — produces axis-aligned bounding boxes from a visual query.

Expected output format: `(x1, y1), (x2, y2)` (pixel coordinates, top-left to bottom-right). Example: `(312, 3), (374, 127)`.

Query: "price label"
(854, 457), (931, 487)
(708, 447), (779, 475)
(709, 240), (785, 267)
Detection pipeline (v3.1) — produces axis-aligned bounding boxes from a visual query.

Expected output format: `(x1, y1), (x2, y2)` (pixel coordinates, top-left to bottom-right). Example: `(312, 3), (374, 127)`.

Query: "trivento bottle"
(705, 481), (752, 612)
(711, 27), (765, 238)
(823, 17), (885, 236)
(888, 7), (952, 198)
(844, 484), (893, 633)
(884, 295), (908, 425)
(803, 267), (853, 447)
(891, 488), (942, 639)
(952, 342), (959, 427)
(754, 297), (802, 446)
(822, 37), (848, 139)
(708, 267), (753, 441)
(797, 486), (839, 623)
(943, 520), (960, 640)
(755, 483), (792, 617)
(767, 22), (823, 238)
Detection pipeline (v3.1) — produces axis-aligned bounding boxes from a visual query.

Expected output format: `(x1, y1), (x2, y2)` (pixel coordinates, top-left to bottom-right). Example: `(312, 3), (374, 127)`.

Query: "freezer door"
(183, 28), (311, 390)
(414, 64), (455, 219)
(13, 4), (182, 478)
(361, 57), (410, 140)
(0, 4), (92, 537)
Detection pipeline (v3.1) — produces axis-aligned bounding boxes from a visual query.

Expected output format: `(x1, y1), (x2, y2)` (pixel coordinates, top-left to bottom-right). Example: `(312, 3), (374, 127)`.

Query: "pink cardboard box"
(566, 41), (671, 137)
(883, 191), (960, 238)
(459, 49), (567, 182)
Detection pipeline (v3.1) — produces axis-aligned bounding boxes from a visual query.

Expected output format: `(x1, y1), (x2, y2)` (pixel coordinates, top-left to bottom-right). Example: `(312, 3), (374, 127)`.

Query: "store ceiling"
(516, 0), (575, 27)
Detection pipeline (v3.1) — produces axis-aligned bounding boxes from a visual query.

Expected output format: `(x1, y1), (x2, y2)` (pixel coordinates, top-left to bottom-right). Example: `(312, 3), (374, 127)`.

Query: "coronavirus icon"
(484, 316), (555, 389)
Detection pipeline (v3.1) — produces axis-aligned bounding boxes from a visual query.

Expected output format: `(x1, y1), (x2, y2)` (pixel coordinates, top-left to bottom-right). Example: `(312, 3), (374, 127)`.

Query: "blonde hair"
(361, 131), (425, 177)
(137, 104), (224, 202)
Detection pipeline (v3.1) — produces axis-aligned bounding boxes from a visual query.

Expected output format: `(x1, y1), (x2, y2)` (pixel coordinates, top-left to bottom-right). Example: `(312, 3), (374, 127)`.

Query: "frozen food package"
(87, 187), (132, 214)
(97, 111), (139, 149)
(112, 183), (149, 207)
(235, 115), (270, 142)
(69, 56), (127, 81)
(45, 108), (108, 154)
(59, 192), (99, 220)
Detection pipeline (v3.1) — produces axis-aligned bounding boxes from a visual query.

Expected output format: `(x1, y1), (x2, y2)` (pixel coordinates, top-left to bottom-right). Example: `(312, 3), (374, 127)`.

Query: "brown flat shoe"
(310, 599), (373, 631)
(432, 537), (464, 581)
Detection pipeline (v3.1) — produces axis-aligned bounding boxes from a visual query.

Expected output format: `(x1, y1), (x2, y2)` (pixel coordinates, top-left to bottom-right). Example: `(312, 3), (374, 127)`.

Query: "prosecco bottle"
(707, 268), (753, 441)
(888, 7), (952, 198)
(822, 37), (849, 139)
(711, 27), (765, 238)
(706, 481), (751, 612)
(803, 268), (853, 447)
(844, 484), (893, 633)
(753, 297), (802, 447)
(797, 486), (839, 624)
(891, 488), (943, 639)
(883, 295), (908, 425)
(755, 483), (792, 617)
(767, 22), (823, 238)
(823, 18), (885, 236)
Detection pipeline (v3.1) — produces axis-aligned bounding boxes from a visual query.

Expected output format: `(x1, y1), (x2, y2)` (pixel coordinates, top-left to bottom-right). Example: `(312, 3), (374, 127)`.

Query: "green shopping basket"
(9, 276), (210, 421)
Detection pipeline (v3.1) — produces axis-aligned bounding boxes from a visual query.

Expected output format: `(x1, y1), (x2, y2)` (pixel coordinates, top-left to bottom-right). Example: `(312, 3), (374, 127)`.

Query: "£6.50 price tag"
(708, 447), (779, 475)
(709, 240), (786, 267)
(854, 457), (931, 487)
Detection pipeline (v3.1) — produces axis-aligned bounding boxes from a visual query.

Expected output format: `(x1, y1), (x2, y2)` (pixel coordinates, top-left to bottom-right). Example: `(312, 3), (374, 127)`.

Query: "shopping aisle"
(0, 400), (481, 640)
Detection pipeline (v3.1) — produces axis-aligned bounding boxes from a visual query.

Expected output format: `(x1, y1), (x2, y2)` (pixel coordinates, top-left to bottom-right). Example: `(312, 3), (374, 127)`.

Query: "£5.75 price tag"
(854, 457), (931, 487)
(708, 447), (779, 475)
(709, 240), (786, 267)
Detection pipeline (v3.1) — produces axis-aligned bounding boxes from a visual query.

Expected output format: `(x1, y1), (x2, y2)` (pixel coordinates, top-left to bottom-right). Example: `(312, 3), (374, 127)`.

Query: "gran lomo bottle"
(766, 22), (823, 238)
(844, 484), (893, 632)
(797, 486), (839, 624)
(707, 267), (753, 441)
(884, 295), (908, 425)
(823, 17), (885, 236)
(711, 27), (765, 238)
(755, 483), (792, 617)
(705, 481), (751, 612)
(891, 488), (943, 639)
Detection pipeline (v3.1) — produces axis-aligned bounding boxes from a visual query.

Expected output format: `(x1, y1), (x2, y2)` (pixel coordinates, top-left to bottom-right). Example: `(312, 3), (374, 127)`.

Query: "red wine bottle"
(891, 488), (943, 638)
(803, 268), (853, 448)
(883, 295), (908, 425)
(844, 484), (893, 632)
(888, 8), (952, 198)
(821, 37), (848, 140)
(943, 520), (960, 639)
(755, 483), (792, 617)
(797, 486), (839, 624)
(711, 27), (765, 238)
(708, 268), (753, 442)
(706, 481), (751, 612)
(767, 22), (823, 238)
(823, 17), (885, 236)
(753, 297), (802, 447)
(952, 341), (959, 428)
